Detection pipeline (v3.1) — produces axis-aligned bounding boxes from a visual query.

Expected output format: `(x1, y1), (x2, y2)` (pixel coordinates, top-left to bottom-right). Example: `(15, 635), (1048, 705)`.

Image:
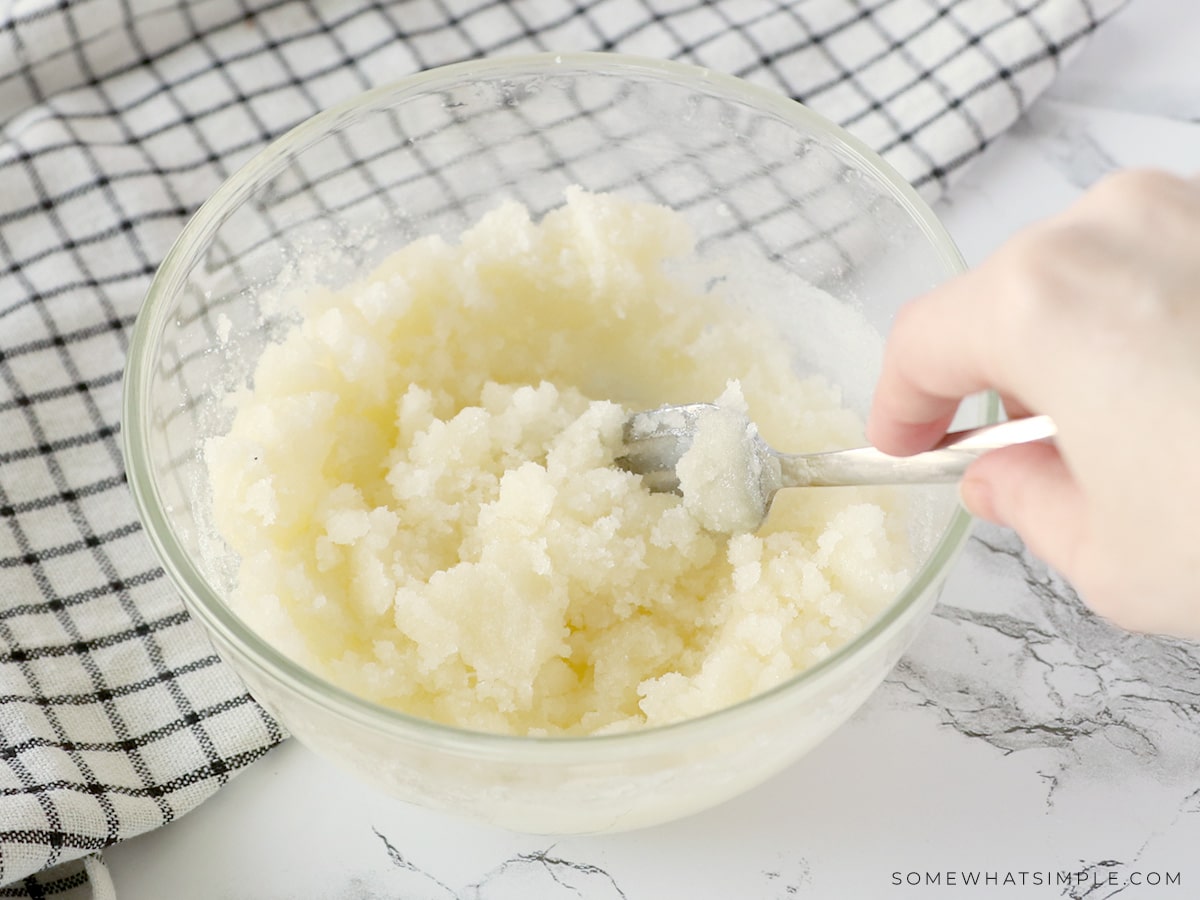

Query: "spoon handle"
(779, 415), (1058, 487)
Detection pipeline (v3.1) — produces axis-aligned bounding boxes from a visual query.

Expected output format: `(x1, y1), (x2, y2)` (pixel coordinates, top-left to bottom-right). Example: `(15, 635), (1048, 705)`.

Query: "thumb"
(958, 441), (1086, 575)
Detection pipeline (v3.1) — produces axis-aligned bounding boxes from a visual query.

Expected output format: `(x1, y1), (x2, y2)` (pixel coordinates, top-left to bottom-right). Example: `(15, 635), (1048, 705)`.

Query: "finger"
(1000, 393), (1035, 421)
(867, 274), (1001, 455)
(958, 442), (1086, 577)
(864, 398), (955, 460)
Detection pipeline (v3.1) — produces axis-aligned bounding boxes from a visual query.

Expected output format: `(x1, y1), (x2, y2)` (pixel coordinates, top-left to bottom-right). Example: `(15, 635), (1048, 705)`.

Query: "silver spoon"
(616, 404), (1057, 529)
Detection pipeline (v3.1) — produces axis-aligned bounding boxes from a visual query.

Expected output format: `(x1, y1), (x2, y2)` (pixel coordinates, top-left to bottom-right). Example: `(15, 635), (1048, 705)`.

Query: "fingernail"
(959, 476), (1005, 526)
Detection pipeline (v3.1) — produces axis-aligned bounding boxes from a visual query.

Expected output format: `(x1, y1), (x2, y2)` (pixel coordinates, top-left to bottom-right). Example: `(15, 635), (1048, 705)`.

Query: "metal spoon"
(616, 404), (1057, 527)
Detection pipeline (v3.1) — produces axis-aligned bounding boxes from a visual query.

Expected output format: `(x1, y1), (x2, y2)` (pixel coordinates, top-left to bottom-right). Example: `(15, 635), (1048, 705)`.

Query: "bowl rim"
(122, 50), (994, 760)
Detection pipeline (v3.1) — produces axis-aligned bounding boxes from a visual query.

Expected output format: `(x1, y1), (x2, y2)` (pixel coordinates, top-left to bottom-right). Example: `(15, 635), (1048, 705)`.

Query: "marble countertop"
(105, 2), (1200, 896)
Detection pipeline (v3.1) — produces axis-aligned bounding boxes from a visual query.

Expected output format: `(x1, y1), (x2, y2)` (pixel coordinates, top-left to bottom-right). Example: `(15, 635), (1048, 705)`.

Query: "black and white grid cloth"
(0, 0), (1125, 895)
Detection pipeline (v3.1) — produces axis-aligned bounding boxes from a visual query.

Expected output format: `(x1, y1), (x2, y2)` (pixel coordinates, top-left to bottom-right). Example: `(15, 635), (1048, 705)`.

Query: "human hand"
(867, 170), (1200, 640)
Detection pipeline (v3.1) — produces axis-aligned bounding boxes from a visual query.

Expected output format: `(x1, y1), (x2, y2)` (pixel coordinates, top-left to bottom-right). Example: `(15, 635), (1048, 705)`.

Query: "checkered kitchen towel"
(0, 0), (1126, 895)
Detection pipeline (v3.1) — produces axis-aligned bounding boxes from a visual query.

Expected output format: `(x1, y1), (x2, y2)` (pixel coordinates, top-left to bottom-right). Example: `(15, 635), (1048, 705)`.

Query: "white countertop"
(105, 2), (1200, 896)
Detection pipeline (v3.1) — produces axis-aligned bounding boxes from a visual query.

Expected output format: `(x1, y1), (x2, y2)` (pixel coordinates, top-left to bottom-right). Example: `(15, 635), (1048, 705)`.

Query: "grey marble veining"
(359, 828), (632, 899)
(1011, 105), (1121, 189)
(346, 826), (822, 899)
(885, 524), (1200, 793)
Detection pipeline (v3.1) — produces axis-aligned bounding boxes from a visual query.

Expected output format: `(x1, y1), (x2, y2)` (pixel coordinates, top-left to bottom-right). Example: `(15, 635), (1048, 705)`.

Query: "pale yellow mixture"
(206, 188), (912, 736)
(673, 382), (780, 535)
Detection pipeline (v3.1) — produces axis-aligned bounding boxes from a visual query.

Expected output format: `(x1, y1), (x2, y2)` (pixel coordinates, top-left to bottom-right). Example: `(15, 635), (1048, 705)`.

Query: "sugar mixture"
(205, 188), (912, 735)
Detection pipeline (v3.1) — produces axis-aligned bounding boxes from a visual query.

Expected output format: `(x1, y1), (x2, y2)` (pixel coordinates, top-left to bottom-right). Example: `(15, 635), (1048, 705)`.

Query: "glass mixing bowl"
(123, 52), (994, 834)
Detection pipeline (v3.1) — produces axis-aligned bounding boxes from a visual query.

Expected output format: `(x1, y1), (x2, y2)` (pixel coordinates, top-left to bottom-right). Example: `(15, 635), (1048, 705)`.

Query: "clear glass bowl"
(123, 52), (993, 834)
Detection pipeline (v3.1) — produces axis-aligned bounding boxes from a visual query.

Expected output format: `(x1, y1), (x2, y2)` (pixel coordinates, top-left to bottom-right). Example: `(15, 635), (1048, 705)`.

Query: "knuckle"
(888, 299), (924, 343)
(993, 224), (1084, 322)
(995, 169), (1194, 329)
(1087, 168), (1199, 232)
(1092, 168), (1186, 205)
(885, 299), (940, 373)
